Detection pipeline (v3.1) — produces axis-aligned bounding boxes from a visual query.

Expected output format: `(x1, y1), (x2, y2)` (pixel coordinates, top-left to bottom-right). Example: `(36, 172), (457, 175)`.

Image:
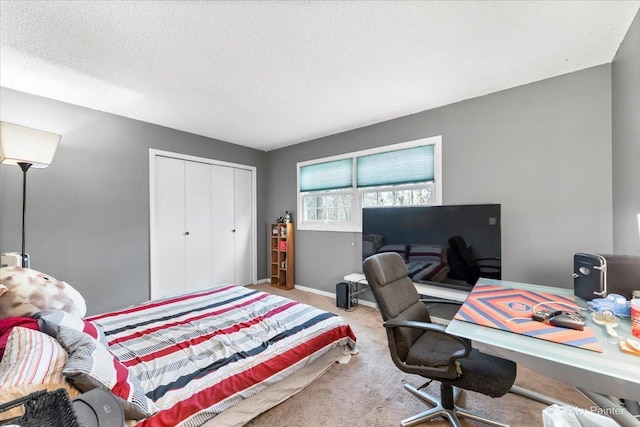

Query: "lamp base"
(0, 252), (30, 268)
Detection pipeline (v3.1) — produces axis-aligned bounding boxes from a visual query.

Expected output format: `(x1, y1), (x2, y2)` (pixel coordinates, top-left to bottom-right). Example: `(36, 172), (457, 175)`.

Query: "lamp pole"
(18, 162), (32, 268)
(1, 122), (61, 268)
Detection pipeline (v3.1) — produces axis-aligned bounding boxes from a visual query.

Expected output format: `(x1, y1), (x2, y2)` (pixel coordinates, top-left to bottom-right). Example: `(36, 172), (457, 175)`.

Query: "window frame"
(297, 136), (442, 232)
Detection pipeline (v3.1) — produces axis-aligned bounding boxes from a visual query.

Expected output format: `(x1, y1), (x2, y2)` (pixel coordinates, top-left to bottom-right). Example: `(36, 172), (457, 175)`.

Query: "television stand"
(343, 273), (469, 303)
(421, 279), (474, 293)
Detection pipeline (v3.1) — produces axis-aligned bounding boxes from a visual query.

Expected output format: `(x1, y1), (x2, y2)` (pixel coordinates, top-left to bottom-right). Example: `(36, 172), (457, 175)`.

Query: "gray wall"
(0, 60), (624, 313)
(612, 11), (640, 256)
(266, 65), (614, 299)
(0, 88), (268, 315)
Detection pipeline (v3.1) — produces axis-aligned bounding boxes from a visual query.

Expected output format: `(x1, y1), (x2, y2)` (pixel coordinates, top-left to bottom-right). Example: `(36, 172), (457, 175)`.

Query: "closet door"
(234, 168), (252, 286)
(151, 150), (256, 298)
(185, 161), (212, 292)
(153, 156), (186, 298)
(210, 165), (235, 284)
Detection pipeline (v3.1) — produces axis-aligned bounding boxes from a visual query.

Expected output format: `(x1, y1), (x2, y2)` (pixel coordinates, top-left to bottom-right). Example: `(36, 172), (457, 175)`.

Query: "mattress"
(87, 284), (357, 426)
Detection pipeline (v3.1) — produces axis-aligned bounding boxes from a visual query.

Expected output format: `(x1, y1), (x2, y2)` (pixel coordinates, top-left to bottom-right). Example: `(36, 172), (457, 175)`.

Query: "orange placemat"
(454, 284), (602, 352)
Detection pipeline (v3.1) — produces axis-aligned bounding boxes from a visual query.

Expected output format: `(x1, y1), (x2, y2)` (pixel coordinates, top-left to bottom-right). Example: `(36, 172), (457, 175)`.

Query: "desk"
(447, 279), (640, 426)
(343, 273), (469, 303)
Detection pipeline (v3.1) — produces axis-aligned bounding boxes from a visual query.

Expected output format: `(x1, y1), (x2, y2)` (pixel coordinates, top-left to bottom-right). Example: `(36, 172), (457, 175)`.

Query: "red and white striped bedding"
(86, 284), (356, 426)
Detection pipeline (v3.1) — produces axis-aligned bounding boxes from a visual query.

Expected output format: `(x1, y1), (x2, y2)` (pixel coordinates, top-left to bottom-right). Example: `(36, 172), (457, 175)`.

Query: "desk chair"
(363, 252), (516, 427)
(448, 235), (501, 285)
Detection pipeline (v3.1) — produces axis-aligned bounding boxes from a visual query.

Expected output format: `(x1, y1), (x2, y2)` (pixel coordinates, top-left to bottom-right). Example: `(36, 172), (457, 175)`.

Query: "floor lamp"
(0, 122), (61, 268)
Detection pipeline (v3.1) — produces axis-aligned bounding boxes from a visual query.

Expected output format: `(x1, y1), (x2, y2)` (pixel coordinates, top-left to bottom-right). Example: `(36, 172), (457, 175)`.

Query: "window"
(362, 184), (434, 208)
(297, 136), (442, 232)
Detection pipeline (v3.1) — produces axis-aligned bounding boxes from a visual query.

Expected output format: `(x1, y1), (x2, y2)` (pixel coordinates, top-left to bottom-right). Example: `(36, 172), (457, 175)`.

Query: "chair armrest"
(476, 257), (501, 261)
(419, 298), (463, 306)
(382, 319), (471, 378)
(383, 319), (471, 358)
(477, 266), (501, 273)
(475, 258), (501, 272)
(416, 279), (473, 292)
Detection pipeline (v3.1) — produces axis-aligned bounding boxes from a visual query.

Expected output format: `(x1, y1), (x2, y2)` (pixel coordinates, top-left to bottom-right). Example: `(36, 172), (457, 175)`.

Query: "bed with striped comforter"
(86, 284), (357, 426)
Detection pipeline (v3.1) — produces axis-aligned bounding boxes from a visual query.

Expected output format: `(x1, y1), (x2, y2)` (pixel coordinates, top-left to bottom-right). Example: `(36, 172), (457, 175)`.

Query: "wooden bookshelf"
(270, 222), (295, 289)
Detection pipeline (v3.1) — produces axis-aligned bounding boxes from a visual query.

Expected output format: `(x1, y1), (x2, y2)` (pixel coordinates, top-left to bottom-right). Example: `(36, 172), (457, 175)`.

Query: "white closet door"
(210, 165), (235, 284)
(151, 150), (256, 298)
(234, 168), (252, 286)
(185, 161), (212, 292)
(153, 157), (186, 299)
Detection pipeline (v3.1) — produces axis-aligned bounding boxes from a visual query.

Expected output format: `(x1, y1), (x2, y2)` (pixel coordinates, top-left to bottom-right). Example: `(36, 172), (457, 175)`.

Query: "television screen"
(362, 204), (501, 288)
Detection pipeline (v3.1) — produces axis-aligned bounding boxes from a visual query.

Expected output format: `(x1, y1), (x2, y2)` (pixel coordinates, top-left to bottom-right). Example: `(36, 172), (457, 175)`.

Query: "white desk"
(447, 279), (640, 426)
(344, 273), (469, 303)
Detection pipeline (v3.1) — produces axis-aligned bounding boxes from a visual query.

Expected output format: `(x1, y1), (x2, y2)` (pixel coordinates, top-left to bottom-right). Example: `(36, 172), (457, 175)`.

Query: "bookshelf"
(270, 222), (295, 289)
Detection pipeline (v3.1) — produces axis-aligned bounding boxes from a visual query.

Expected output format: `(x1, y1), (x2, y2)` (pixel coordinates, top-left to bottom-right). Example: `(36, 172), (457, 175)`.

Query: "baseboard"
(295, 284), (378, 309)
(255, 279), (377, 309)
(255, 280), (452, 324)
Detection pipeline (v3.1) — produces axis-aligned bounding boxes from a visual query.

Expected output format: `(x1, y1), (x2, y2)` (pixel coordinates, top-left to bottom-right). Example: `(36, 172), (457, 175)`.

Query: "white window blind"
(357, 145), (435, 188)
(299, 158), (353, 192)
(297, 136), (442, 232)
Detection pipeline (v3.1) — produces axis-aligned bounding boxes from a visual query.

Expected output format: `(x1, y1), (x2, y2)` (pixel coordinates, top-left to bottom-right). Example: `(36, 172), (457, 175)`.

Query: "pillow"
(409, 244), (447, 263)
(0, 316), (39, 359)
(362, 241), (376, 257)
(0, 266), (86, 320)
(0, 382), (81, 422)
(363, 234), (384, 254)
(376, 244), (408, 260)
(57, 326), (156, 420)
(0, 326), (67, 385)
(36, 309), (108, 347)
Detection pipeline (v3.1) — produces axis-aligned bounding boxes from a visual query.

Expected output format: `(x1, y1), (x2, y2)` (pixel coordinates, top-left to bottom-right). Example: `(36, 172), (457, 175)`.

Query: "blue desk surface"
(446, 278), (640, 401)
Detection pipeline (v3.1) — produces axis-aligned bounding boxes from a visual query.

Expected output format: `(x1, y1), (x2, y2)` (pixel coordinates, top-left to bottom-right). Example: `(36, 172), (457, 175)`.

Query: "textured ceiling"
(1, 1), (639, 151)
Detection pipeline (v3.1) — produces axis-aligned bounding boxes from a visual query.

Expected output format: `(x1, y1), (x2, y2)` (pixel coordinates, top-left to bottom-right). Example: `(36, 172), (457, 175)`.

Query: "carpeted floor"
(244, 283), (594, 427)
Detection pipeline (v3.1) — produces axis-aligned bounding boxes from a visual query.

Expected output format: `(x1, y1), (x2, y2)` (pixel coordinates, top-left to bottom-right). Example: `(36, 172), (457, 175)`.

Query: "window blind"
(299, 158), (353, 192)
(356, 145), (434, 188)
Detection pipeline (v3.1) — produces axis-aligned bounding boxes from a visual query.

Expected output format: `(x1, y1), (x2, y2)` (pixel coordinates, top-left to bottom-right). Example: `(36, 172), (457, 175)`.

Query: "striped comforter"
(86, 284), (357, 426)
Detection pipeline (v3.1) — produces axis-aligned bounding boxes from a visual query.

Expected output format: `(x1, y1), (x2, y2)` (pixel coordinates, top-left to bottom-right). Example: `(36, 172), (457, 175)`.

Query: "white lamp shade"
(0, 121), (61, 168)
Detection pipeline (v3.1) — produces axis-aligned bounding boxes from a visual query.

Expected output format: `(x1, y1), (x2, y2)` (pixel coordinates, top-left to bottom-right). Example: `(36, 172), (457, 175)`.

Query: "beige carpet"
(244, 283), (593, 427)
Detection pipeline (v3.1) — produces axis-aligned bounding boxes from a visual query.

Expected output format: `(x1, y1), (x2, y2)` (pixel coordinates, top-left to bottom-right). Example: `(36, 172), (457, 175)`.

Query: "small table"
(446, 278), (640, 426)
(343, 273), (469, 304)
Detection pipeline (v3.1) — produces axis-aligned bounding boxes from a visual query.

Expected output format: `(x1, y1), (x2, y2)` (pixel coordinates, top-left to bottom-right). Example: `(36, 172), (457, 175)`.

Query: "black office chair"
(448, 235), (501, 285)
(363, 252), (516, 427)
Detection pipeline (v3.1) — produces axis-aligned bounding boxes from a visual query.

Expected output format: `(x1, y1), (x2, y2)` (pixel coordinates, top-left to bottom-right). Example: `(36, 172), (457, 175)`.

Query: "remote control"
(549, 311), (586, 331)
(532, 310), (554, 322)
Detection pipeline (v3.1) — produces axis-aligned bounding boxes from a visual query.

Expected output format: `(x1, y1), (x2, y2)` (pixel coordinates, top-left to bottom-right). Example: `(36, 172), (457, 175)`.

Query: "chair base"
(401, 383), (510, 427)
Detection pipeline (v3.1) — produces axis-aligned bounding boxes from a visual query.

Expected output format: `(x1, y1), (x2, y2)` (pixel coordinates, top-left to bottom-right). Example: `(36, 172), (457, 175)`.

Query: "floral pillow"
(363, 234), (385, 257)
(0, 266), (86, 320)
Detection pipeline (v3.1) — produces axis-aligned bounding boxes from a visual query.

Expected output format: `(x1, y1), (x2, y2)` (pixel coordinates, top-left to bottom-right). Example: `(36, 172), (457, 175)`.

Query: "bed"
(0, 267), (357, 427)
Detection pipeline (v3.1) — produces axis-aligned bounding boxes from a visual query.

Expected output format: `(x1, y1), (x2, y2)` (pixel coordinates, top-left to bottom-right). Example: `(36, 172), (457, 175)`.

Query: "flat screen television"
(362, 204), (501, 289)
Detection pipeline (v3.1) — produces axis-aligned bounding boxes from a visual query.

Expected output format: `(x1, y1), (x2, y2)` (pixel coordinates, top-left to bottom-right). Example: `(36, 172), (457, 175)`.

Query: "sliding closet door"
(234, 168), (252, 286)
(210, 165), (235, 284)
(151, 149), (256, 299)
(185, 161), (212, 292)
(153, 156), (186, 298)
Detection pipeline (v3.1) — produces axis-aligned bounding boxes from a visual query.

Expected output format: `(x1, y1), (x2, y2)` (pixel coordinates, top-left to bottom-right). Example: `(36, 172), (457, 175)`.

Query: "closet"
(150, 151), (254, 299)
